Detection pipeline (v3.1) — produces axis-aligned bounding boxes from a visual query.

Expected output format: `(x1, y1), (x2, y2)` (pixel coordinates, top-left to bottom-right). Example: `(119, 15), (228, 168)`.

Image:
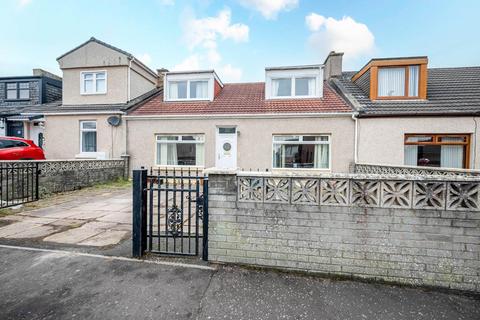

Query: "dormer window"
(164, 71), (222, 102)
(377, 65), (419, 98)
(265, 65), (322, 100)
(351, 57), (428, 101)
(6, 82), (30, 100)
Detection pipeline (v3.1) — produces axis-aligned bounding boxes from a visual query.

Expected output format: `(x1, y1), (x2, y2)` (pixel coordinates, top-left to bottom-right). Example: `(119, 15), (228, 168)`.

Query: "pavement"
(0, 186), (131, 251)
(0, 245), (479, 320)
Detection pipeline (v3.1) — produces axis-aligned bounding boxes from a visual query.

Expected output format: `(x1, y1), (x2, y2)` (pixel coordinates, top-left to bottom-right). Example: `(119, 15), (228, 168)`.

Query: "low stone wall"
(207, 170), (480, 292)
(0, 159), (128, 198)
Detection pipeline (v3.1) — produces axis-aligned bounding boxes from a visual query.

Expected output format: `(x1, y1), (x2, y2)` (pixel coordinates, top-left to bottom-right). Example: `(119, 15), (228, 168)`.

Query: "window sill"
(80, 92), (107, 96)
(165, 98), (211, 102)
(271, 168), (331, 172)
(5, 99), (31, 102)
(75, 152), (106, 159)
(154, 165), (205, 169)
(267, 95), (321, 100)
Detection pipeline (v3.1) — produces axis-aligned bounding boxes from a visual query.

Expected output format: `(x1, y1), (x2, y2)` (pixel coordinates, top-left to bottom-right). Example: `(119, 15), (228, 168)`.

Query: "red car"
(0, 136), (45, 160)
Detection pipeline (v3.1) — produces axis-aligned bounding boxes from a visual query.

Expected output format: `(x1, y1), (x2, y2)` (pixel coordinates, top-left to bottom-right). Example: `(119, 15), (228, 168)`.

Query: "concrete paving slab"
(63, 210), (110, 220)
(43, 226), (103, 244)
(6, 225), (56, 239)
(0, 222), (43, 238)
(78, 230), (129, 247)
(97, 212), (131, 224)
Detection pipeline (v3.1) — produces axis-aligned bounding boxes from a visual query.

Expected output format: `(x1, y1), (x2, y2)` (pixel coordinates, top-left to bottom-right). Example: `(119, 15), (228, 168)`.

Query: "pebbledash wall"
(207, 170), (480, 292)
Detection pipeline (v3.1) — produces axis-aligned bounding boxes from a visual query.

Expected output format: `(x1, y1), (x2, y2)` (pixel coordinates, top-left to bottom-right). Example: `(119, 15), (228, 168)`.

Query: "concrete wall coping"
(205, 168), (480, 182)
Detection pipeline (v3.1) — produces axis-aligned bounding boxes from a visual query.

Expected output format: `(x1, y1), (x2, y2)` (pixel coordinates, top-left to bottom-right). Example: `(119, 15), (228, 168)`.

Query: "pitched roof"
(129, 82), (352, 116)
(56, 37), (157, 78)
(6, 88), (161, 116)
(57, 37), (133, 61)
(332, 66), (480, 117)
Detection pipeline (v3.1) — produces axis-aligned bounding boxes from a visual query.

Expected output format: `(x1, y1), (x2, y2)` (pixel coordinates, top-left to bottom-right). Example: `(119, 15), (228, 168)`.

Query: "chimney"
(323, 51), (343, 80)
(156, 68), (169, 89)
(32, 68), (62, 81)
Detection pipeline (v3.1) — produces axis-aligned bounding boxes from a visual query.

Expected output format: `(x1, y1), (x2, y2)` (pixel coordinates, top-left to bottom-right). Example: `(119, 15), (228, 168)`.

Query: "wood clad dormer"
(352, 57), (428, 100)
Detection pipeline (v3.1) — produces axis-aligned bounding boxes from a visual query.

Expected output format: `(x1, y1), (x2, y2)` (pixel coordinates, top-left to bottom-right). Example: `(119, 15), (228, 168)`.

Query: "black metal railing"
(0, 162), (40, 209)
(132, 167), (208, 260)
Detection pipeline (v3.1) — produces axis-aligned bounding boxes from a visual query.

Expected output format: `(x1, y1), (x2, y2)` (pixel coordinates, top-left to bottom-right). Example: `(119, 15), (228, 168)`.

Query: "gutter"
(31, 111), (125, 116)
(124, 112), (354, 120)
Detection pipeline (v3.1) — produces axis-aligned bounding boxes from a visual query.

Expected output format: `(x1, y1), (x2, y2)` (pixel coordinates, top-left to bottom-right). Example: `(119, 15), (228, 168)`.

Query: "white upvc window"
(80, 121), (97, 153)
(265, 66), (323, 100)
(271, 77), (316, 98)
(81, 71), (107, 95)
(167, 79), (209, 100)
(155, 134), (205, 167)
(272, 135), (330, 170)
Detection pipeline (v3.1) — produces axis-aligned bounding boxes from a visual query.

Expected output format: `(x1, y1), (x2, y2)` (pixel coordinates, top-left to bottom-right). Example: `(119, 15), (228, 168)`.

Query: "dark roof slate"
(2, 88), (161, 116)
(332, 67), (480, 117)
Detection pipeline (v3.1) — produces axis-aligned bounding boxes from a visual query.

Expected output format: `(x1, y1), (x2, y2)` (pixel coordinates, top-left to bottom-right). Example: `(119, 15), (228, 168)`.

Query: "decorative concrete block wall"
(207, 171), (480, 292)
(37, 159), (127, 196)
(0, 159), (127, 199)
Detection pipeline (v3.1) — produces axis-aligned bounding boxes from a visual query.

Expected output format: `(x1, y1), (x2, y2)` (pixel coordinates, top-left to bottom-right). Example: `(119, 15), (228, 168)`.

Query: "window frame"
(155, 134), (205, 168)
(404, 133), (471, 168)
(270, 75), (318, 99)
(79, 120), (97, 154)
(166, 79), (210, 101)
(271, 134), (331, 171)
(377, 65), (420, 100)
(80, 71), (107, 95)
(5, 82), (30, 100)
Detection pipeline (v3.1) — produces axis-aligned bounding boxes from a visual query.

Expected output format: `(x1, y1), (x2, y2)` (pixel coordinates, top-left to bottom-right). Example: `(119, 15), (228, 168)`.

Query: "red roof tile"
(129, 81), (352, 115)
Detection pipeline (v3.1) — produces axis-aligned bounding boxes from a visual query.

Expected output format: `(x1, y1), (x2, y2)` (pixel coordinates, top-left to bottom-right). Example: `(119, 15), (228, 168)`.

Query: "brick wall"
(207, 171), (480, 292)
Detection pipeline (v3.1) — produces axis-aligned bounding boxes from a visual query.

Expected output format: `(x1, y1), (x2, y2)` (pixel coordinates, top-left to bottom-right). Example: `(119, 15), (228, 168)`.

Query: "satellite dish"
(107, 116), (121, 127)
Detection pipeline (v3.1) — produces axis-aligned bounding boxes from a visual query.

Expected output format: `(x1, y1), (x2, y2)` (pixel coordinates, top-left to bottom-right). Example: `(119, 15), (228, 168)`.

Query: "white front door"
(215, 127), (237, 169)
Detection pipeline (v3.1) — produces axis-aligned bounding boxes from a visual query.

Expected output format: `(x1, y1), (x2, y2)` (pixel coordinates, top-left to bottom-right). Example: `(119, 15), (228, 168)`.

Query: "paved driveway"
(0, 186), (131, 248)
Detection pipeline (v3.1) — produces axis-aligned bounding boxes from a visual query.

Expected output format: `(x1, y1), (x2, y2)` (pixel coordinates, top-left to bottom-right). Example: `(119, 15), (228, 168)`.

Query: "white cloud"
(217, 64), (243, 82)
(18, 0), (32, 7)
(175, 8), (248, 82)
(184, 8), (249, 50)
(136, 53), (152, 67)
(173, 54), (201, 71)
(239, 0), (298, 19)
(305, 13), (375, 63)
(158, 0), (174, 5)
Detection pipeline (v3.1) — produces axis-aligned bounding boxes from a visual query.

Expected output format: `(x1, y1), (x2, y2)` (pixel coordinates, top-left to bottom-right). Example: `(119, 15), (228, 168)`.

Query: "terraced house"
(0, 69), (62, 147)
(41, 37), (159, 160)
(330, 55), (480, 171)
(40, 38), (480, 174)
(125, 58), (355, 172)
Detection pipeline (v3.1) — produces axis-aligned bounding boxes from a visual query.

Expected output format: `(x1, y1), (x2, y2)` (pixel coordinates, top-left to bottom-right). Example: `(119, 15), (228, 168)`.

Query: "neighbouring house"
(125, 56), (355, 173)
(42, 37), (159, 159)
(329, 53), (480, 170)
(0, 69), (62, 147)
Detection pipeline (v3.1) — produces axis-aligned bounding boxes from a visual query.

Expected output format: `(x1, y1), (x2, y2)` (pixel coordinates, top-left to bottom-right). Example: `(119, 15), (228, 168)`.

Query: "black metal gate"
(0, 162), (40, 209)
(132, 168), (208, 260)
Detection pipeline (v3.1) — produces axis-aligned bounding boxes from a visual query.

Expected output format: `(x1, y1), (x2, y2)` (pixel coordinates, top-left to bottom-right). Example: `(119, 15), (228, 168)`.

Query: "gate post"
(132, 168), (147, 258)
(202, 177), (209, 261)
